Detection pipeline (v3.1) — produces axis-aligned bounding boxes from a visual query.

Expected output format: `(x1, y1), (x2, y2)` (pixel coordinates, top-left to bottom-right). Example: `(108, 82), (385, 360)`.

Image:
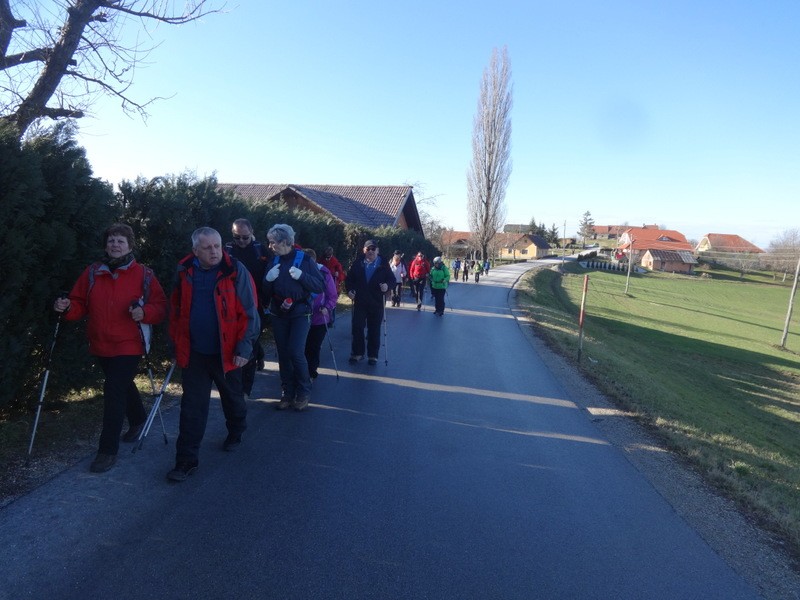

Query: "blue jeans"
(176, 351), (247, 463)
(271, 314), (312, 398)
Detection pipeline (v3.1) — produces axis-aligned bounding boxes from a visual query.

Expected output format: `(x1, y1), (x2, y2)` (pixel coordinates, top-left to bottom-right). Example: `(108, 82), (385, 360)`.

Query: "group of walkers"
(54, 220), (344, 482)
(52, 221), (488, 482)
(450, 258), (490, 283)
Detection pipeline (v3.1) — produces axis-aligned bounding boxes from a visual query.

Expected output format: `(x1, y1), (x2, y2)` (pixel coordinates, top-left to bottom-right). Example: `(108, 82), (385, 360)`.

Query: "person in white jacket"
(389, 251), (407, 307)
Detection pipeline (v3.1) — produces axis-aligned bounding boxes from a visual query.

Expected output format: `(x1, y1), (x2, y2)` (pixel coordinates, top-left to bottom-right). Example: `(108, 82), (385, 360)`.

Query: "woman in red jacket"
(54, 224), (167, 473)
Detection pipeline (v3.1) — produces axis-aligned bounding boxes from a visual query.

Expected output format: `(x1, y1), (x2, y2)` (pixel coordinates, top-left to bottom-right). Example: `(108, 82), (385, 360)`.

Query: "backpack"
(225, 240), (268, 262)
(272, 250), (318, 304)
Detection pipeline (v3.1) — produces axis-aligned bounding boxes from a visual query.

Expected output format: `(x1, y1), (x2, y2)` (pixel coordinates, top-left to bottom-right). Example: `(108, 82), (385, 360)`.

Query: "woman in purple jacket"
(304, 249), (339, 380)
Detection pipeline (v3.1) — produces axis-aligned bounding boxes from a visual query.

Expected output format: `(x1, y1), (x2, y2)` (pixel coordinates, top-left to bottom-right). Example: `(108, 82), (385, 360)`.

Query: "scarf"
(103, 251), (135, 271)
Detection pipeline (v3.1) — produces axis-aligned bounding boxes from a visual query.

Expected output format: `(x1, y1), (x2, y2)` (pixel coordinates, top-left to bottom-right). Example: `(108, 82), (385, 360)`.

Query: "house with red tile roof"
(695, 234), (764, 255)
(591, 225), (628, 240)
(617, 227), (694, 253)
(616, 227), (696, 272)
(441, 230), (473, 256)
(218, 183), (424, 233)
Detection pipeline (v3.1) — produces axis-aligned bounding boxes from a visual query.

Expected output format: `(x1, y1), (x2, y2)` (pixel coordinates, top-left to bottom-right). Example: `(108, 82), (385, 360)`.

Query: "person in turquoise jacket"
(429, 256), (450, 316)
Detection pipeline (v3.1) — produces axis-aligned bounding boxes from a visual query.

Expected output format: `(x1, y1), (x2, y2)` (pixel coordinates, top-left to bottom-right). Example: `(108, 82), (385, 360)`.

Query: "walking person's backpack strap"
(87, 261), (155, 352)
(87, 262), (155, 303)
(271, 250), (318, 305)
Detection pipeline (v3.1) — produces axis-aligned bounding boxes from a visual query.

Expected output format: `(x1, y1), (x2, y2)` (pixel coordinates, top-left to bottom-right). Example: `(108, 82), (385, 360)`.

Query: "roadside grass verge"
(517, 264), (800, 556)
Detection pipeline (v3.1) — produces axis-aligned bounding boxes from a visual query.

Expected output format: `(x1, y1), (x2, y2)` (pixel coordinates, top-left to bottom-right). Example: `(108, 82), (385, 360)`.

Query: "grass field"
(517, 262), (800, 556)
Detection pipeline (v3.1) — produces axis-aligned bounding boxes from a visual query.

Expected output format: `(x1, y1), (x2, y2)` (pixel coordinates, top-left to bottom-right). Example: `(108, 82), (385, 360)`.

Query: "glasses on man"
(232, 234), (251, 241)
(366, 246), (377, 251)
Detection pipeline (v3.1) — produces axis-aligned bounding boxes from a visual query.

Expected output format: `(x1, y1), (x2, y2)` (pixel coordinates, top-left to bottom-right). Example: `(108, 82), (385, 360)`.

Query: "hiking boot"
(348, 355), (363, 364)
(121, 422), (145, 443)
(416, 303), (421, 310)
(90, 453), (117, 473)
(293, 393), (310, 411)
(222, 433), (242, 452)
(167, 461), (198, 482)
(368, 357), (378, 366)
(276, 391), (293, 410)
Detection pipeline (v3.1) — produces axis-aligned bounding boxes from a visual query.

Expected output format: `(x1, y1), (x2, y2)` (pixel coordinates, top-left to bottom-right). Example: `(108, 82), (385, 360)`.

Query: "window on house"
(521, 249), (528, 255)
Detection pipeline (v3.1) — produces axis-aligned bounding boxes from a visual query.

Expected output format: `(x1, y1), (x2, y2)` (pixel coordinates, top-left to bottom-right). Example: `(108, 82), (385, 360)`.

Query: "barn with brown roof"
(218, 184), (424, 233)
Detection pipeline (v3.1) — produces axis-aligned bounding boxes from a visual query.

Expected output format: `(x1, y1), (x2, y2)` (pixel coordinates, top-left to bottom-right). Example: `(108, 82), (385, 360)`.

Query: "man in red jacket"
(167, 227), (260, 482)
(408, 252), (431, 310)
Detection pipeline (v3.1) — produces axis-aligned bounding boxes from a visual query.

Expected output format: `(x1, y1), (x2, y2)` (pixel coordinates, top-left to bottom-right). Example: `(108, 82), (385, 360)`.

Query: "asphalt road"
(0, 262), (761, 599)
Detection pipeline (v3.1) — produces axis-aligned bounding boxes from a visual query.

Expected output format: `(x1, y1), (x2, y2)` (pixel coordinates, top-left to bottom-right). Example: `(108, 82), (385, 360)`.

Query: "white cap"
(433, 256), (442, 263)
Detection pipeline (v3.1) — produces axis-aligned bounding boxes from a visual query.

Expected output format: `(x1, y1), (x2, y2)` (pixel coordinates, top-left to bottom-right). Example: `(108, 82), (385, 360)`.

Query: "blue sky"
(72, 1), (799, 248)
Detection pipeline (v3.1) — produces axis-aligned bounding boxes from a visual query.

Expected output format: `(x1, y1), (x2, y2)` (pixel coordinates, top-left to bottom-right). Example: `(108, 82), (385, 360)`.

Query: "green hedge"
(0, 124), (441, 412)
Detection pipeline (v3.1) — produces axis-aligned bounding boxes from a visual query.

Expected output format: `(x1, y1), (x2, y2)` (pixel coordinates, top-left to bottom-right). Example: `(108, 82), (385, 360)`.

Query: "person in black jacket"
(262, 224), (324, 411)
(225, 218), (272, 398)
(345, 240), (394, 366)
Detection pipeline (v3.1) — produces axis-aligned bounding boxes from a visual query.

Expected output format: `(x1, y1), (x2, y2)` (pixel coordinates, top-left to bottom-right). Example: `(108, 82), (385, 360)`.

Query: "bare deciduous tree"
(1, 0), (219, 138)
(467, 46), (512, 261)
(767, 228), (800, 281)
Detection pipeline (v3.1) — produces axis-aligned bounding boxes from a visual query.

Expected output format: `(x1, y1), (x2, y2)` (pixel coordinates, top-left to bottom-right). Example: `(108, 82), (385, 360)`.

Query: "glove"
(266, 264), (280, 282)
(289, 266), (302, 280)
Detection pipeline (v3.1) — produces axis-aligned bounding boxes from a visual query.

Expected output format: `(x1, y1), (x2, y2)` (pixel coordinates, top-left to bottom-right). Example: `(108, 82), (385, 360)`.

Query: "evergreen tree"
(0, 122), (115, 409)
(578, 211), (596, 246)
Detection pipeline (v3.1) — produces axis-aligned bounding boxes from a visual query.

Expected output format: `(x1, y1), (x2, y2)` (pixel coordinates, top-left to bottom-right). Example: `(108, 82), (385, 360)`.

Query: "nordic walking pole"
(135, 360), (176, 453)
(323, 317), (339, 381)
(382, 300), (390, 365)
(131, 300), (167, 446)
(27, 293), (67, 461)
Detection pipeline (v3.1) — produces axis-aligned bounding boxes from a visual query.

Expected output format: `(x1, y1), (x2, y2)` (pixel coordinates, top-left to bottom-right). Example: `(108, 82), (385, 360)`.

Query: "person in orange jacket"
(167, 227), (260, 482)
(54, 223), (167, 474)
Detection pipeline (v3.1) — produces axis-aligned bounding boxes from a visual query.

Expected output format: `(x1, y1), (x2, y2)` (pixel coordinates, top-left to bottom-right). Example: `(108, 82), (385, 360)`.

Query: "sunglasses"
(366, 246), (377, 251)
(232, 234), (251, 241)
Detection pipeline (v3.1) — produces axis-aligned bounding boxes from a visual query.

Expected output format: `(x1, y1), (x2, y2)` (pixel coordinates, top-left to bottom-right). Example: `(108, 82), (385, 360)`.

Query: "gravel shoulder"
(509, 284), (800, 600)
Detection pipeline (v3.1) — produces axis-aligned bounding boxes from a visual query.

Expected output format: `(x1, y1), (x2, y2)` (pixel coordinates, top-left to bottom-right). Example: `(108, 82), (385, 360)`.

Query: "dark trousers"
(391, 282), (404, 306)
(96, 355), (145, 455)
(462, 269), (469, 282)
(241, 337), (264, 396)
(351, 302), (383, 358)
(176, 351), (247, 463)
(271, 315), (312, 398)
(305, 323), (328, 378)
(432, 288), (446, 314)
(412, 278), (426, 304)
(453, 268), (460, 280)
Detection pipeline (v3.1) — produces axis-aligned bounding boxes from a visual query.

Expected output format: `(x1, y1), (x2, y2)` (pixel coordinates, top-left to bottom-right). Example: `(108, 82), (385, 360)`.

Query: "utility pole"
(625, 237), (635, 294)
(561, 220), (567, 268)
(780, 254), (800, 348)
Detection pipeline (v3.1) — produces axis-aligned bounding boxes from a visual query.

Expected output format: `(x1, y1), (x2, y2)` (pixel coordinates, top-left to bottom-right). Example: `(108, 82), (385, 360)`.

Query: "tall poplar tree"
(467, 46), (512, 260)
